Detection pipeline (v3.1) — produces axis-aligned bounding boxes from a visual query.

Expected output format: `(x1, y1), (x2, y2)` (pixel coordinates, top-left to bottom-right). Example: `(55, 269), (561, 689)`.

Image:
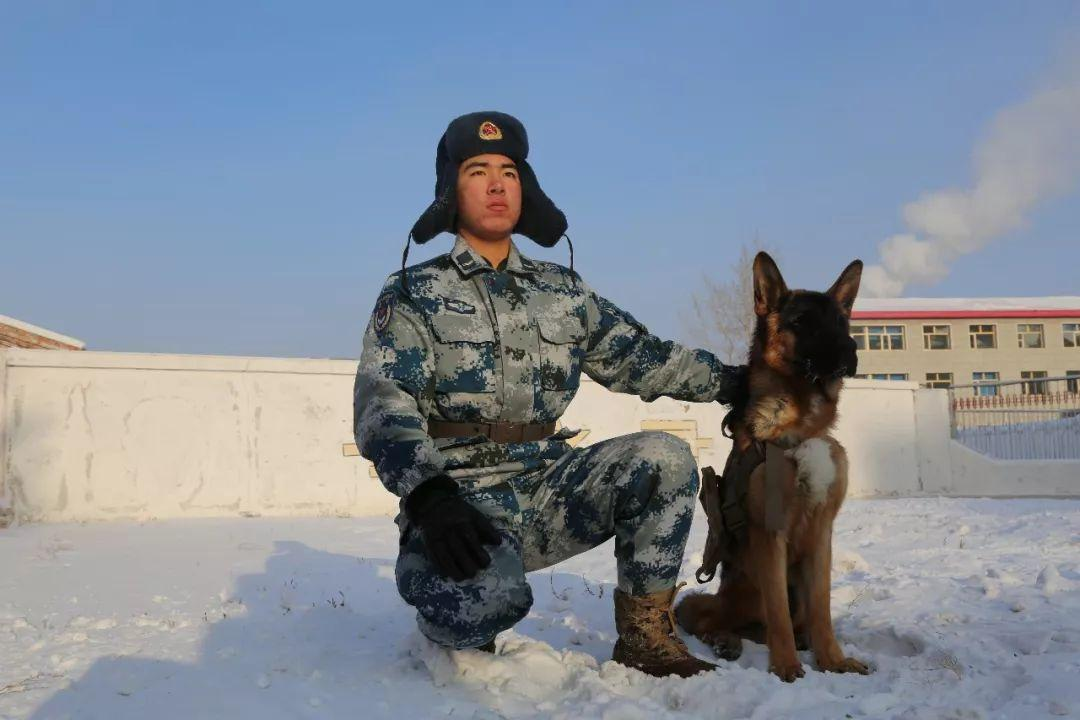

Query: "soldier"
(354, 111), (746, 678)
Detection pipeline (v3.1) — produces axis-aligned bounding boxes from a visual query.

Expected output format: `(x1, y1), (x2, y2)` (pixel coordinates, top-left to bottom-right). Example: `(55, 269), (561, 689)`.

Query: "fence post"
(915, 388), (953, 493)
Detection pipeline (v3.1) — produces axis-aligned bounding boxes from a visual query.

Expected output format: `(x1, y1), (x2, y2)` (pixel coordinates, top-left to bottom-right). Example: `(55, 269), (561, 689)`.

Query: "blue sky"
(3, 1), (1079, 357)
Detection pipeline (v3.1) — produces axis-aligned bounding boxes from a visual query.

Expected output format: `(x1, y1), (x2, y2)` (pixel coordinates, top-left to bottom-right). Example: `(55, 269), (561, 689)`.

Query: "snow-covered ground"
(2, 498), (1079, 720)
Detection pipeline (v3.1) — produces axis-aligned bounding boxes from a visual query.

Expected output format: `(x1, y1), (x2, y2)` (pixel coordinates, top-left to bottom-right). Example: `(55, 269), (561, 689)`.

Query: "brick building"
(0, 314), (85, 350)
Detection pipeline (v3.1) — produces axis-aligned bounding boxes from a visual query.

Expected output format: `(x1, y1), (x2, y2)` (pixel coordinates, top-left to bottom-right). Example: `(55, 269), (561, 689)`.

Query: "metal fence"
(947, 375), (1080, 459)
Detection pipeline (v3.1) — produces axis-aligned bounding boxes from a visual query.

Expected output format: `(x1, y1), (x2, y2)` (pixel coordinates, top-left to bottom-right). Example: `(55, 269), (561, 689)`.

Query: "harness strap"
(694, 438), (798, 583)
(695, 466), (725, 584)
(763, 442), (789, 532)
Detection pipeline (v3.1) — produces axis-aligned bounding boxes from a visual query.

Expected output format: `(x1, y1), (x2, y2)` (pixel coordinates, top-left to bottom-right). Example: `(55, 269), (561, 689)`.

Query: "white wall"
(833, 380), (924, 496)
(944, 442), (1080, 496)
(0, 350), (396, 524)
(1, 350), (1077, 525)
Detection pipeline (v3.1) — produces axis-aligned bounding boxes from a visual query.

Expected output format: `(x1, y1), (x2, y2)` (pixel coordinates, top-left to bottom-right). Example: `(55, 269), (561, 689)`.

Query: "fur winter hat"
(409, 111), (568, 247)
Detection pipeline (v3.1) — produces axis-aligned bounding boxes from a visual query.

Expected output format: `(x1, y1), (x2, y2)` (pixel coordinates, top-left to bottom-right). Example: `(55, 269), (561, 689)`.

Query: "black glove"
(404, 475), (502, 582)
(716, 364), (750, 407)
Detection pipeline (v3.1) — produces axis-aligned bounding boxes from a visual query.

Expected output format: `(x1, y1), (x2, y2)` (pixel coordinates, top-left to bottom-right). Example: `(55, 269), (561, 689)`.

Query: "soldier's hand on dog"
(718, 364), (750, 406)
(404, 475), (502, 581)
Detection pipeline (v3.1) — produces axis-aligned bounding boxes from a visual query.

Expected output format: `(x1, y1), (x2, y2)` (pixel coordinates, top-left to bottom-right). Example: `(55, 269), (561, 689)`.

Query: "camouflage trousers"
(395, 430), (699, 649)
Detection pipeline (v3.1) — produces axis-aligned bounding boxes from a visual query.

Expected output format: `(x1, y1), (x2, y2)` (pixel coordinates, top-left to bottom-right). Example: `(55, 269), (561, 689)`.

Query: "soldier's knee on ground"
(413, 576), (533, 649)
(396, 531), (534, 649)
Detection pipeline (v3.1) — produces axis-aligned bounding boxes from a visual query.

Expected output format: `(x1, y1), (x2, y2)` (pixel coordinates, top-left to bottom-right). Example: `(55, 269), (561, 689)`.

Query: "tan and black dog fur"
(675, 252), (870, 682)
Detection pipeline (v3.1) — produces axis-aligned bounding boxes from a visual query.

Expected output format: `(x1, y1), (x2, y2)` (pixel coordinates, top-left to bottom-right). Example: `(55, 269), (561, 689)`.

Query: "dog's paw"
(707, 632), (744, 661)
(818, 656), (871, 675)
(769, 660), (805, 682)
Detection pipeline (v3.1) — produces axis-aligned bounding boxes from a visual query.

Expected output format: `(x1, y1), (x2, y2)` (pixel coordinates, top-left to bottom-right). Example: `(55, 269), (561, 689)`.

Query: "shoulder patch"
(373, 291), (396, 336)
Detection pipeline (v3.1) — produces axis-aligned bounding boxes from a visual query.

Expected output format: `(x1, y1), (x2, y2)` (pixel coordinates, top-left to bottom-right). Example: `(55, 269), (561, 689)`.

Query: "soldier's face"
(456, 154), (522, 241)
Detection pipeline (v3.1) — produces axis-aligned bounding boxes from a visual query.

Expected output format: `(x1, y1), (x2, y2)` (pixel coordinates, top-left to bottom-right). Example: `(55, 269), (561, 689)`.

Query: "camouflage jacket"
(354, 235), (740, 499)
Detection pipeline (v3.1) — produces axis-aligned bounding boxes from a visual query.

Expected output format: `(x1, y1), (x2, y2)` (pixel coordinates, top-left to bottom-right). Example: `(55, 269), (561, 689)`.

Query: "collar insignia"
(455, 250), (477, 270)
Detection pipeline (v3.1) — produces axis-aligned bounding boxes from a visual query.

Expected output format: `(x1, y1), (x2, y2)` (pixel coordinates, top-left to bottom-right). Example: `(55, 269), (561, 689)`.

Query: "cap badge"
(478, 121), (503, 141)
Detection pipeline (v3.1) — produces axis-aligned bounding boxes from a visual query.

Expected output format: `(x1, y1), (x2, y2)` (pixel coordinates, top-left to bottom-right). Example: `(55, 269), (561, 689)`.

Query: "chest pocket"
(535, 315), (587, 391)
(430, 312), (497, 394)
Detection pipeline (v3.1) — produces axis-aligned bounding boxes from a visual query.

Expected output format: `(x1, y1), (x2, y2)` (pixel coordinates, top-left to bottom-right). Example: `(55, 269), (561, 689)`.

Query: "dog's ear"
(753, 251), (789, 316)
(827, 259), (863, 317)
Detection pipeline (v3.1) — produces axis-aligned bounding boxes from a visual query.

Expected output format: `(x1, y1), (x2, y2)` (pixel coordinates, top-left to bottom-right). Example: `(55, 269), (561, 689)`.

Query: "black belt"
(427, 419), (556, 443)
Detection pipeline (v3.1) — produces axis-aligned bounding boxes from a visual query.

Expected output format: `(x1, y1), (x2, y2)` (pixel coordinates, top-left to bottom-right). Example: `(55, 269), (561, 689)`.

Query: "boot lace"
(636, 582), (692, 660)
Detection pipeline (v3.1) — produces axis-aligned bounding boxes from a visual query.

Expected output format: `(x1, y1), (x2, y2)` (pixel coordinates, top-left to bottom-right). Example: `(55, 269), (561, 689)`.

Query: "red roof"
(851, 309), (1080, 319)
(851, 297), (1080, 320)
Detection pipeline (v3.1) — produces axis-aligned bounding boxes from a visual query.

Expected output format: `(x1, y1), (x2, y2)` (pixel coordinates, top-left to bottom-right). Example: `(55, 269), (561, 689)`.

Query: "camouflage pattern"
(354, 235), (738, 647)
(354, 235), (736, 499)
(396, 430), (699, 649)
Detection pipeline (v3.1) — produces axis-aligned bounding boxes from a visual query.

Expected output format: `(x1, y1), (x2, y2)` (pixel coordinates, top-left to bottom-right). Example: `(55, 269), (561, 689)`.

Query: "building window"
(851, 325), (906, 351)
(1064, 323), (1080, 348)
(969, 324), (997, 349)
(923, 325), (951, 350)
(973, 371), (999, 396)
(1017, 324), (1045, 349)
(862, 373), (908, 381)
(1021, 370), (1048, 396)
(850, 326), (867, 350)
(925, 372), (953, 389)
(1068, 371), (1080, 394)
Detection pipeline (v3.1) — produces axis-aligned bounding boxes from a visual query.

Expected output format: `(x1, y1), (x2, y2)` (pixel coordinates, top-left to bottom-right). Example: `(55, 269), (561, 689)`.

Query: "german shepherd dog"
(675, 252), (871, 682)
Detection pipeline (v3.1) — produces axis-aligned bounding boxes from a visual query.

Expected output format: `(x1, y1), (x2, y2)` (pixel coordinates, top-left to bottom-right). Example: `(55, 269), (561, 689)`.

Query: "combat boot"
(612, 583), (717, 678)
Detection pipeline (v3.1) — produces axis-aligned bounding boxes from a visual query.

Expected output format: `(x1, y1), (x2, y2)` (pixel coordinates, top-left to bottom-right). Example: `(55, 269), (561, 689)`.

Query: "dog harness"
(695, 438), (797, 584)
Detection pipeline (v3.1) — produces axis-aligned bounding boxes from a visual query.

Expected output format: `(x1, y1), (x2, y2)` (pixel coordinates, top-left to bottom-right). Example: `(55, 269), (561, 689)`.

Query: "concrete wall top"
(2, 349), (360, 375)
